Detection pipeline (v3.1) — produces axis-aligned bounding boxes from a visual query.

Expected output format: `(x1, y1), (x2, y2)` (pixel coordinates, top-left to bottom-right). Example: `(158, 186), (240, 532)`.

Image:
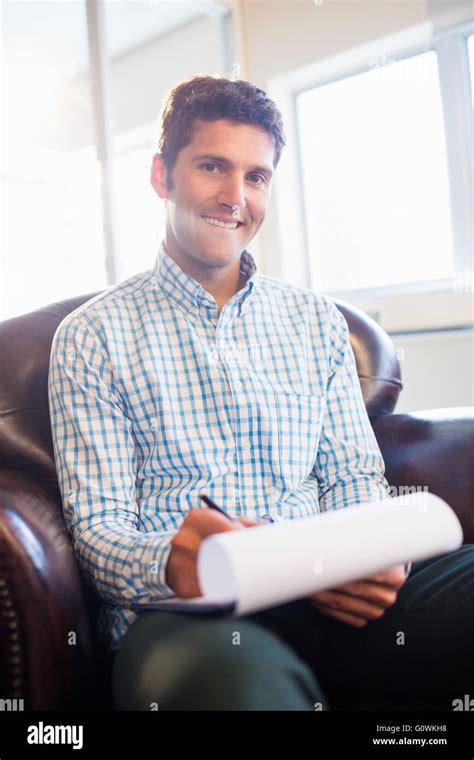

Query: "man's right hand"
(165, 508), (259, 597)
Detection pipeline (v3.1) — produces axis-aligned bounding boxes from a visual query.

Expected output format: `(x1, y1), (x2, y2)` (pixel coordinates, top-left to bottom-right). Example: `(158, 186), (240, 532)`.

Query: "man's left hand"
(308, 563), (409, 627)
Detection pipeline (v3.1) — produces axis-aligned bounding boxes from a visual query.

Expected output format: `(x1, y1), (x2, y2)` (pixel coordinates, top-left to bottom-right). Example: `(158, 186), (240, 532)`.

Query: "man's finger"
(326, 582), (399, 609)
(368, 564), (408, 588)
(186, 507), (245, 537)
(312, 601), (368, 628)
(310, 589), (392, 620)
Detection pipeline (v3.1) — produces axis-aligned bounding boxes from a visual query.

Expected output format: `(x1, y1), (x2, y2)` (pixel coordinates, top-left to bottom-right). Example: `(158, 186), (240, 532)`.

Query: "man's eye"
(202, 163), (218, 173)
(248, 174), (265, 184)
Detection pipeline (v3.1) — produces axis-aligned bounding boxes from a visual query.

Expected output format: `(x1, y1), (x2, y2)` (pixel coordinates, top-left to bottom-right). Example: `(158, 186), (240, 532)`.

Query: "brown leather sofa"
(0, 292), (472, 711)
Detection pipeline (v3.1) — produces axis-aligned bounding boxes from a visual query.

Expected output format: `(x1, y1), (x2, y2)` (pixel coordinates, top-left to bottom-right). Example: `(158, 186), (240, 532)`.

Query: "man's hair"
(157, 74), (286, 190)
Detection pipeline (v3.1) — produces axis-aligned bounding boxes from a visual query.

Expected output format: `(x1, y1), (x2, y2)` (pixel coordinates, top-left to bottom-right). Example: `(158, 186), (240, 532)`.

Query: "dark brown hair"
(157, 74), (286, 190)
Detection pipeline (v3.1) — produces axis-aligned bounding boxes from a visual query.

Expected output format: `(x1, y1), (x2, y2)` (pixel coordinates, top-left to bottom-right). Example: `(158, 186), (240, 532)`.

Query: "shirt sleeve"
(48, 312), (177, 608)
(314, 300), (392, 512)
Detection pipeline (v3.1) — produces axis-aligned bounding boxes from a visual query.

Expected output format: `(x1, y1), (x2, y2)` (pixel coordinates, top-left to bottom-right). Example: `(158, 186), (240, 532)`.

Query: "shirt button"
(242, 441), (251, 451)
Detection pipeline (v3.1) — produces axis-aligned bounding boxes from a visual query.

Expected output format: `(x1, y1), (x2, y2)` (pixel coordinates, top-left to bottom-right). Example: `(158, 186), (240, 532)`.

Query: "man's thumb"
(238, 517), (260, 528)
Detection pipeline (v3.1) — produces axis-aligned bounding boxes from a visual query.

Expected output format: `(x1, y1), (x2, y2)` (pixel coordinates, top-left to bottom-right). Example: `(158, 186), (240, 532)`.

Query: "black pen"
(199, 493), (276, 525)
(199, 492), (235, 521)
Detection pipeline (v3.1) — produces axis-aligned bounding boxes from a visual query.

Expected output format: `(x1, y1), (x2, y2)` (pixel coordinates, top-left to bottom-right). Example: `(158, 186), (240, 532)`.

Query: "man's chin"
(193, 239), (245, 264)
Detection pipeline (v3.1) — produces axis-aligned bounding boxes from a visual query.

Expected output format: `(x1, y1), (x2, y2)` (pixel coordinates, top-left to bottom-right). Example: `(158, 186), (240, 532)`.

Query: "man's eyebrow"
(191, 154), (274, 178)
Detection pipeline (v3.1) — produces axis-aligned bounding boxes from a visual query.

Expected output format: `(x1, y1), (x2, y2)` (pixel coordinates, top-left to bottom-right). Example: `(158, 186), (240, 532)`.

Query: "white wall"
(392, 329), (474, 412)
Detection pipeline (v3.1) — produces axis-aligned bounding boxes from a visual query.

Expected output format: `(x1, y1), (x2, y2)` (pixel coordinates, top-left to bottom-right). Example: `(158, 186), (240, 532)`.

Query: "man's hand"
(165, 508), (259, 597)
(308, 563), (408, 628)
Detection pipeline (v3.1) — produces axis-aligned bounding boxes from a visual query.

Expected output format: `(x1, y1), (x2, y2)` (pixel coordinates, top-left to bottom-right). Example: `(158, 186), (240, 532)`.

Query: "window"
(2, 147), (107, 320)
(297, 51), (454, 292)
(1, 1), (107, 320)
(269, 20), (473, 330)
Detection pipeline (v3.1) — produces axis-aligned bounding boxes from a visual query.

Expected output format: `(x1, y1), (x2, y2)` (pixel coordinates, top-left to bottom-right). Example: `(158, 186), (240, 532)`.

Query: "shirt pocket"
(274, 390), (325, 493)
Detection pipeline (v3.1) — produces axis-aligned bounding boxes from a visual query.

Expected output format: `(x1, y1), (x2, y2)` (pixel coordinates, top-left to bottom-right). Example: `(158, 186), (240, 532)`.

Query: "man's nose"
(217, 175), (246, 213)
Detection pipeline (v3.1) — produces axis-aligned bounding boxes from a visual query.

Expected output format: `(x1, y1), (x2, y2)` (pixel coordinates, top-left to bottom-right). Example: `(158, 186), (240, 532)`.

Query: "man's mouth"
(201, 215), (243, 231)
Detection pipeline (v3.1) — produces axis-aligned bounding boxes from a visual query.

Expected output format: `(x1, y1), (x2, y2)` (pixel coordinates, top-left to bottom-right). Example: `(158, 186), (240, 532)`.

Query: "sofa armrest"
(372, 408), (474, 543)
(0, 469), (97, 709)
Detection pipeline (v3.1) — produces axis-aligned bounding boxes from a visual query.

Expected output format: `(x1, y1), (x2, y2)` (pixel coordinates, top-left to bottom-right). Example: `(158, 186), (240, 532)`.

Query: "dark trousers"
(112, 545), (474, 710)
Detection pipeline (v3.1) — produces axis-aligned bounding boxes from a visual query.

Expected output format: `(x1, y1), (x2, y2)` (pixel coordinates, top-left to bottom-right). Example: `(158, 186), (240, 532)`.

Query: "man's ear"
(150, 153), (170, 199)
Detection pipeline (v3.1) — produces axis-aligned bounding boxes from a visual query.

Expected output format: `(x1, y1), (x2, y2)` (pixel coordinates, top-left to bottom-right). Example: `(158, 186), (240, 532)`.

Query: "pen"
(198, 493), (276, 524)
(199, 492), (234, 521)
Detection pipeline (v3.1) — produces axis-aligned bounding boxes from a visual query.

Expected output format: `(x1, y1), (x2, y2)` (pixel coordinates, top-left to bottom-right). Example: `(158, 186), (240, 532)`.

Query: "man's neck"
(164, 240), (248, 313)
(214, 268), (249, 313)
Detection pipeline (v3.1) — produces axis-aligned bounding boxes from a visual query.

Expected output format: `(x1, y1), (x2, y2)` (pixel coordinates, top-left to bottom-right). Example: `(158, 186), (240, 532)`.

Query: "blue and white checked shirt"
(48, 240), (391, 653)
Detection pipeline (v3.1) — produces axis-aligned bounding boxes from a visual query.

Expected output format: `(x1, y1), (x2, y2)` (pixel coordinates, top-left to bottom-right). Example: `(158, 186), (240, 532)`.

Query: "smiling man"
(151, 111), (275, 313)
(48, 75), (474, 711)
(156, 125), (270, 280)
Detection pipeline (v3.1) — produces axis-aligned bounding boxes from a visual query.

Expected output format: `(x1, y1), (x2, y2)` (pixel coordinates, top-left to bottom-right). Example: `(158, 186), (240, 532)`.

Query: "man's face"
(151, 118), (275, 273)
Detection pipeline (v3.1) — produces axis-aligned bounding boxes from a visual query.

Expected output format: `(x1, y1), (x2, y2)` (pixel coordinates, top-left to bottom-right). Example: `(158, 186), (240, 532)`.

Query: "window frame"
(267, 20), (474, 332)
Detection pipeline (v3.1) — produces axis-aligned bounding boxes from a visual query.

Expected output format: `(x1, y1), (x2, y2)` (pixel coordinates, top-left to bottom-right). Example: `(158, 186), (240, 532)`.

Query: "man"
(49, 75), (473, 710)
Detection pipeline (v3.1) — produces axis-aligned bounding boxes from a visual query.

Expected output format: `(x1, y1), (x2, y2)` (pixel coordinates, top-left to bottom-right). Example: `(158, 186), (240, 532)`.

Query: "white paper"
(142, 492), (463, 616)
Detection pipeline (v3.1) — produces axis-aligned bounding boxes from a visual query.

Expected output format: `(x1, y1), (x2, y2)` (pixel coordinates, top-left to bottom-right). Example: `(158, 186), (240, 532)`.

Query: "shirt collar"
(153, 239), (259, 319)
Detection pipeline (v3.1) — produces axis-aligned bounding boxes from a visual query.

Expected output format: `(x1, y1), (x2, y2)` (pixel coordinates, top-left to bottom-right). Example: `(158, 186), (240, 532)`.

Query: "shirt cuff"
(138, 530), (177, 598)
(260, 513), (287, 524)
